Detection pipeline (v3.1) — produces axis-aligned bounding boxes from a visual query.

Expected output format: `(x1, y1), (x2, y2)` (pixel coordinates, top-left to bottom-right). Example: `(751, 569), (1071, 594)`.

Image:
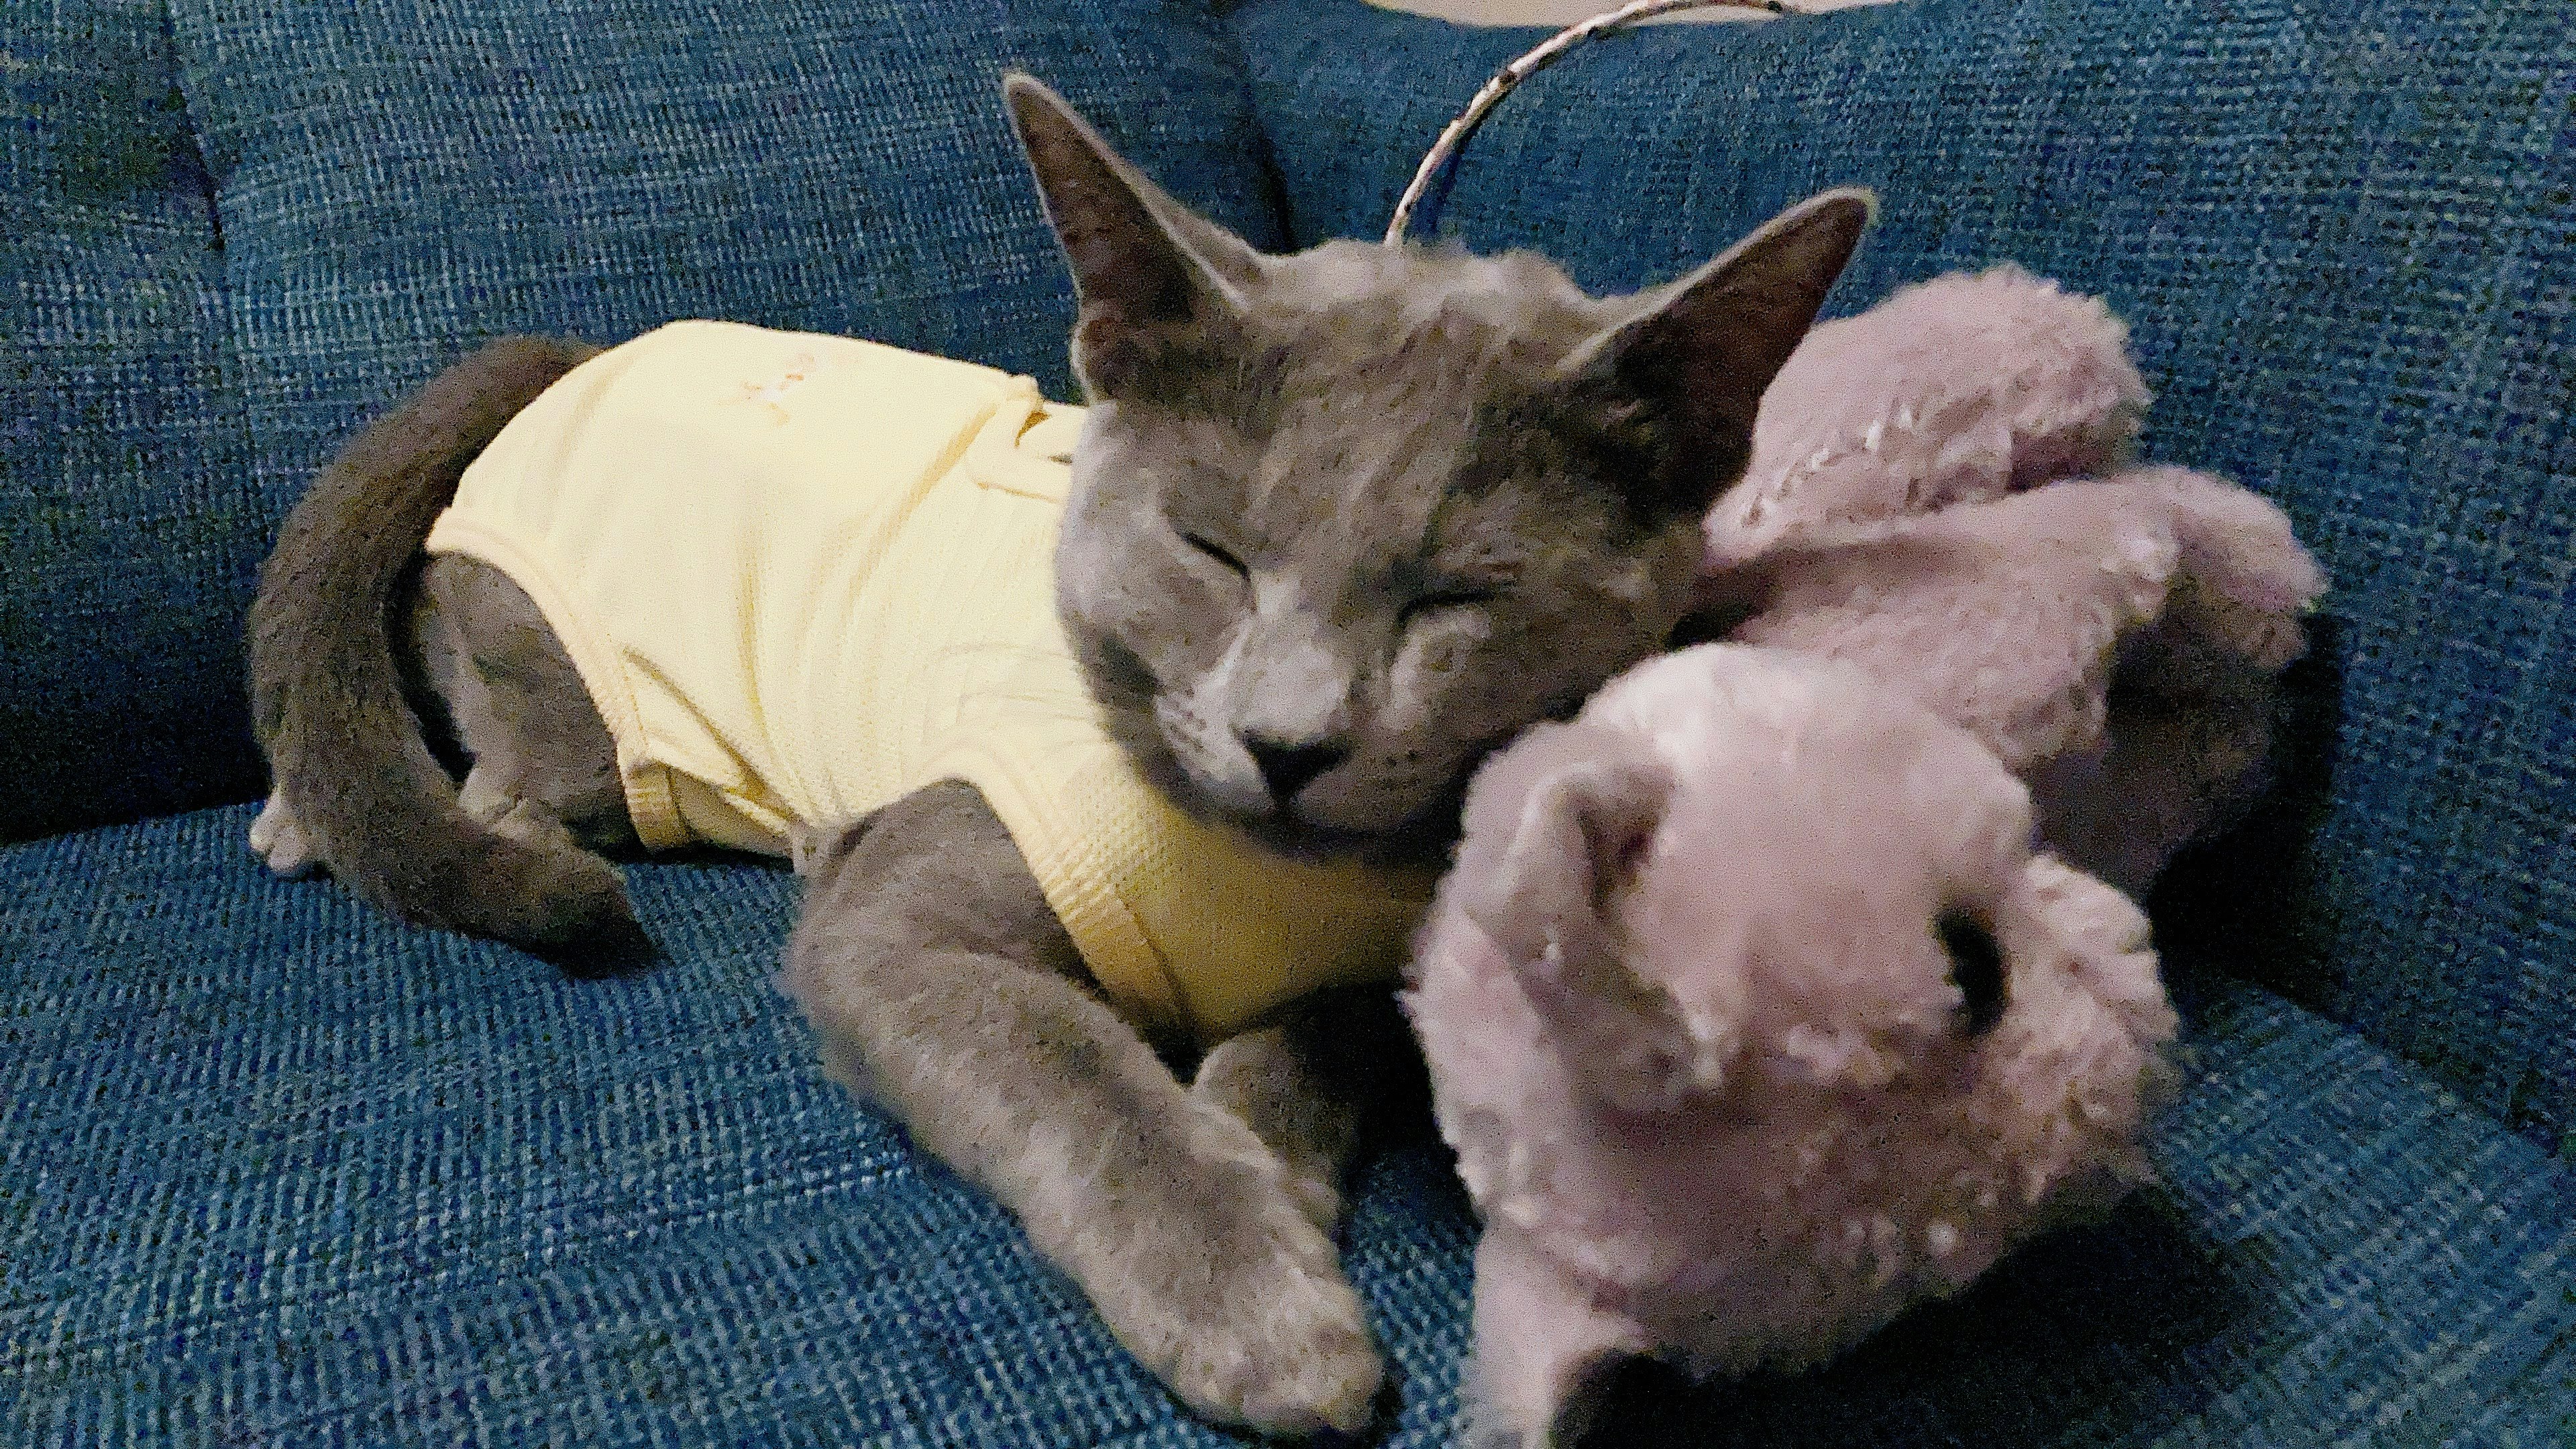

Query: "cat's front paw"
(1120, 1101), (1384, 1437)
(1155, 1219), (1383, 1437)
(1189, 1030), (1352, 1236)
(248, 790), (320, 879)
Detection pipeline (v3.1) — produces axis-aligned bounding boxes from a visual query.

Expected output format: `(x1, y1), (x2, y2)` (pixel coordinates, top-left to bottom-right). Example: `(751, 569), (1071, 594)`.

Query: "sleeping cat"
(246, 76), (1868, 1436)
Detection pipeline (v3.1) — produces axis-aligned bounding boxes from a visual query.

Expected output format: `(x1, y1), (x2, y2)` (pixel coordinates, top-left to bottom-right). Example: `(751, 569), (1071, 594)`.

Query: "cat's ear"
(1003, 74), (1260, 400)
(1562, 189), (1876, 521)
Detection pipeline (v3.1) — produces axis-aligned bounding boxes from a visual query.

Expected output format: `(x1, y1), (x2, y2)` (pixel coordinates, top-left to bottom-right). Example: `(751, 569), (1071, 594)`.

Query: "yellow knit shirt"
(425, 321), (1432, 1044)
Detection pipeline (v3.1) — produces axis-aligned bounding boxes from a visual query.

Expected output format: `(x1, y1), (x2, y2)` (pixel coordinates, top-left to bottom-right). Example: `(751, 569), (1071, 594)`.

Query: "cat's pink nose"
(1244, 735), (1348, 802)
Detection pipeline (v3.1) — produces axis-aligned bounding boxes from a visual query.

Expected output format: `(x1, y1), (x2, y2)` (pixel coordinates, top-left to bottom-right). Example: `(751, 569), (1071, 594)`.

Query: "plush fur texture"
(1411, 647), (2180, 1446)
(1704, 264), (2150, 570)
(1411, 267), (2324, 1446)
(1704, 264), (2326, 896)
(241, 77), (1871, 1438)
(1721, 469), (2322, 897)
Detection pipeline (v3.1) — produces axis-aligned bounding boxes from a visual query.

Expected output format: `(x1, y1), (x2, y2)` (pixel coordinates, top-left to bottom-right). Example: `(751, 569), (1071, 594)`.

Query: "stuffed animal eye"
(1937, 910), (2006, 1034)
(1180, 531), (1249, 579)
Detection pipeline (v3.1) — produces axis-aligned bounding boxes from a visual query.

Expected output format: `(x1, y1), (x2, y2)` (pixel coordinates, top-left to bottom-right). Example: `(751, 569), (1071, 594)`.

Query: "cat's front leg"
(1191, 989), (1416, 1234)
(782, 782), (1383, 1438)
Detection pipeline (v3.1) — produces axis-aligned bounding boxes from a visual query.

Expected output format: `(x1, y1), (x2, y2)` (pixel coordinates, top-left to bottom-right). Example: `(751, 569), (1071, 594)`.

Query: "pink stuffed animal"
(1713, 469), (2320, 898)
(1411, 645), (2179, 1446)
(1408, 266), (2326, 1446)
(1703, 264), (2325, 896)
(1703, 263), (2151, 570)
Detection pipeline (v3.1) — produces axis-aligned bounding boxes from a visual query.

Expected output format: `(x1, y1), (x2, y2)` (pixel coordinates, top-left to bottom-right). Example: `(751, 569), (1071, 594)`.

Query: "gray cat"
(246, 77), (1868, 1436)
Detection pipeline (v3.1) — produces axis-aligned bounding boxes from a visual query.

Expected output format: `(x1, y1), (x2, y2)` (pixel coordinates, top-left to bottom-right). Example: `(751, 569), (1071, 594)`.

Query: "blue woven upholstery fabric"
(0, 0), (260, 840)
(1232, 0), (2576, 1149)
(1, 0), (1281, 845)
(5, 808), (2569, 1443)
(14, 0), (2575, 1438)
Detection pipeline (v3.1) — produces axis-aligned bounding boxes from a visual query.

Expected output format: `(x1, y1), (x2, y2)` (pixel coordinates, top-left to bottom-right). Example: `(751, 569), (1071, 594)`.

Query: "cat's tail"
(248, 335), (654, 969)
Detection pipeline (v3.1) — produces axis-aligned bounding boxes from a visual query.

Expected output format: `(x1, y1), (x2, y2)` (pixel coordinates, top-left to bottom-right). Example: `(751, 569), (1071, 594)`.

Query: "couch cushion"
(1232, 0), (2576, 1148)
(4, 809), (2569, 1442)
(173, 0), (1283, 474)
(3, 0), (1283, 845)
(0, 0), (260, 841)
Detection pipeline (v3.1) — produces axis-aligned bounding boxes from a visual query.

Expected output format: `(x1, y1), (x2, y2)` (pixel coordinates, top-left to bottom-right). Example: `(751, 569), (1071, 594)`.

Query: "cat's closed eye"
(1180, 531), (1250, 580)
(1397, 587), (1499, 629)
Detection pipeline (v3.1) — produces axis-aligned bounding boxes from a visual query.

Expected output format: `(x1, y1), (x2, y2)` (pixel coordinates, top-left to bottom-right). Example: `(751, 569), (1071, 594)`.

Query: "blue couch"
(4, 0), (2568, 1441)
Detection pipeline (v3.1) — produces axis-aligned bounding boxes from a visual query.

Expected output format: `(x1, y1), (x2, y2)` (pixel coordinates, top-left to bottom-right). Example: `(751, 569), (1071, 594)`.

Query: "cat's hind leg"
(784, 782), (1384, 1438)
(248, 554), (640, 941)
(415, 553), (637, 857)
(249, 788), (321, 877)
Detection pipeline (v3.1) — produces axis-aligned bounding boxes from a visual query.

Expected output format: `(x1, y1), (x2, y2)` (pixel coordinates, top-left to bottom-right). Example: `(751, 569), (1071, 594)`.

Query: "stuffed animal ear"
(1560, 189), (1875, 525)
(1456, 751), (1667, 976)
(1003, 74), (1259, 401)
(1456, 749), (1733, 1113)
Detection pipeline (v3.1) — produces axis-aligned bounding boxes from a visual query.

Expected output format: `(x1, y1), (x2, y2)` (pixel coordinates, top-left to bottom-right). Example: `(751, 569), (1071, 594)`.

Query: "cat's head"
(1006, 76), (1870, 860)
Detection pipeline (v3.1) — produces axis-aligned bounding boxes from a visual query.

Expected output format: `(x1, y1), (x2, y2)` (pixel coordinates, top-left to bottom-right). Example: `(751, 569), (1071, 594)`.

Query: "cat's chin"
(1187, 779), (1466, 869)
(1076, 642), (1463, 865)
(1236, 808), (1455, 869)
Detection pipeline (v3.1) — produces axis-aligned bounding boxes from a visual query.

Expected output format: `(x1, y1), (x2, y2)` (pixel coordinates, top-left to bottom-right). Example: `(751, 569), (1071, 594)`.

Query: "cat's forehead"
(1253, 239), (1615, 382)
(1240, 443), (1532, 575)
(1202, 244), (1619, 546)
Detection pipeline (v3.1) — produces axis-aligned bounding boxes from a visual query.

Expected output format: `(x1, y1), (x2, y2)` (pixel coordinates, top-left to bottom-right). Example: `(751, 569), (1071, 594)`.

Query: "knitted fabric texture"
(3, 810), (2569, 1442)
(0, 0), (254, 837)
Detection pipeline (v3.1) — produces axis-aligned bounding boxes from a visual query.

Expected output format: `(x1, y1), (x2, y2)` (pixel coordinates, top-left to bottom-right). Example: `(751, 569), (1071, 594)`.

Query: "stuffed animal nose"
(1243, 735), (1348, 802)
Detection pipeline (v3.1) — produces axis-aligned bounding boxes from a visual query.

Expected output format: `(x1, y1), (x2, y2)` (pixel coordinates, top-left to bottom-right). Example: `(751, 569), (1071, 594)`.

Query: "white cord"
(1385, 0), (1801, 245)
